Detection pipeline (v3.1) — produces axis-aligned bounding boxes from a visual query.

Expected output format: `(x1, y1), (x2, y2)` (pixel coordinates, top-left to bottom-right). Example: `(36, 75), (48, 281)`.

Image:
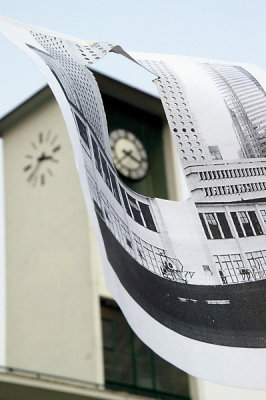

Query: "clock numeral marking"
(25, 155), (33, 159)
(47, 168), (53, 176)
(53, 145), (61, 153)
(23, 165), (32, 172)
(31, 142), (37, 150)
(39, 132), (43, 144)
(41, 174), (45, 185)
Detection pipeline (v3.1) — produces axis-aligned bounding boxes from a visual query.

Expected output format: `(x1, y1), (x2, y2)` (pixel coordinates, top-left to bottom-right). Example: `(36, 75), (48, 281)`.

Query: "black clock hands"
(27, 152), (58, 182)
(38, 152), (58, 163)
(122, 149), (141, 164)
(115, 150), (141, 167)
(115, 150), (131, 165)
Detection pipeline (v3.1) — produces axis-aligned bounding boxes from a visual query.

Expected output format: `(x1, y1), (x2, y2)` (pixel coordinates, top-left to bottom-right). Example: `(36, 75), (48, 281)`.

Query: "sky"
(1, 0), (266, 118)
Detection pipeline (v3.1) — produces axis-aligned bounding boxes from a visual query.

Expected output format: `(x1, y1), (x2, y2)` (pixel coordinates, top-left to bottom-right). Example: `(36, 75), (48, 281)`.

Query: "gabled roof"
(1, 70), (164, 134)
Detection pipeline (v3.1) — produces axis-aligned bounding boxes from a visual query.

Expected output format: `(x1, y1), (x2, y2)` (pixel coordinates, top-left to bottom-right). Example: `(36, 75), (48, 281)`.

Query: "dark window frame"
(101, 300), (190, 400)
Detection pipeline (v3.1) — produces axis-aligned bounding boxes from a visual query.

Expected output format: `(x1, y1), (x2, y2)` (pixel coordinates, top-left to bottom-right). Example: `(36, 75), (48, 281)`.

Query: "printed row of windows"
(133, 233), (186, 282)
(97, 193), (135, 257)
(214, 250), (266, 284)
(96, 193), (186, 282)
(76, 114), (91, 151)
(199, 166), (265, 181)
(74, 113), (157, 232)
(204, 181), (266, 196)
(199, 209), (265, 240)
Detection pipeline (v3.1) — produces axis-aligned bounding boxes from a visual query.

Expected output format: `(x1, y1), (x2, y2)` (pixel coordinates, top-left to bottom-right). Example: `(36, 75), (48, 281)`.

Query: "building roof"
(0, 70), (165, 134)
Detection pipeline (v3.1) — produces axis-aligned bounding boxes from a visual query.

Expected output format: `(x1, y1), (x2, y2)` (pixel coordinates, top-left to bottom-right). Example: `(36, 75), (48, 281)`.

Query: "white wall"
(0, 138), (6, 366)
(3, 97), (104, 382)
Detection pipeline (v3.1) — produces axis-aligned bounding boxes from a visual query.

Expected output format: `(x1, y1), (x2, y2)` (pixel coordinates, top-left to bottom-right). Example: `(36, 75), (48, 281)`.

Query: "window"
(92, 136), (102, 174)
(248, 211), (263, 235)
(231, 211), (263, 237)
(199, 212), (233, 240)
(231, 212), (244, 237)
(214, 254), (245, 284)
(109, 170), (121, 205)
(246, 250), (266, 280)
(199, 213), (211, 239)
(261, 210), (266, 224)
(139, 202), (156, 232)
(127, 194), (144, 225)
(100, 153), (112, 191)
(74, 113), (90, 151)
(119, 186), (157, 232)
(205, 213), (221, 239)
(216, 213), (233, 238)
(238, 211), (254, 236)
(102, 300), (190, 400)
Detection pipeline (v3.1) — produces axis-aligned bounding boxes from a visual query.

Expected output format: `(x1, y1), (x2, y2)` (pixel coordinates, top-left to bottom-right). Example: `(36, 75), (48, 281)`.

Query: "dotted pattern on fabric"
(31, 31), (111, 156)
(138, 59), (212, 165)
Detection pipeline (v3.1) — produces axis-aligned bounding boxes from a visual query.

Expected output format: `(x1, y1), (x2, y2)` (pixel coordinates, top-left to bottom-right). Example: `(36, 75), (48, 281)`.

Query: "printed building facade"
(202, 63), (266, 158)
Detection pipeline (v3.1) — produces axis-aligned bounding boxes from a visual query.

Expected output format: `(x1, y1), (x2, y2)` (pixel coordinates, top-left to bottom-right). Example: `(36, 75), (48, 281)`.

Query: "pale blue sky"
(1, 0), (266, 117)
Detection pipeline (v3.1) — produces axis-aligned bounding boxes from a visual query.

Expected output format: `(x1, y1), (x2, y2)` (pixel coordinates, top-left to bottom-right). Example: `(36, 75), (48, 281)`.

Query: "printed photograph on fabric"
(4, 18), (265, 352)
(24, 31), (266, 350)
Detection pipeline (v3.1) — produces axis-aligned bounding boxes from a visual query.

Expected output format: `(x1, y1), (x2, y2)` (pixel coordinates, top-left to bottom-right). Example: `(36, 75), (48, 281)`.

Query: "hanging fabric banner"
(1, 16), (266, 389)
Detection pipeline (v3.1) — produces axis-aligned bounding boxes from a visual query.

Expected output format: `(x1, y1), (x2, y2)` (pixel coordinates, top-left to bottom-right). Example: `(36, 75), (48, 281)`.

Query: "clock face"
(110, 129), (148, 180)
(23, 130), (61, 187)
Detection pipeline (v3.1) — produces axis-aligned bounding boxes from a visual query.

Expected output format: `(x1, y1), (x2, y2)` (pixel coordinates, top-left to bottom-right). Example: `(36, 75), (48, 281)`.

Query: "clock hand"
(128, 153), (141, 163)
(38, 153), (47, 162)
(38, 154), (58, 163)
(27, 153), (58, 182)
(116, 150), (132, 165)
(123, 150), (141, 164)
